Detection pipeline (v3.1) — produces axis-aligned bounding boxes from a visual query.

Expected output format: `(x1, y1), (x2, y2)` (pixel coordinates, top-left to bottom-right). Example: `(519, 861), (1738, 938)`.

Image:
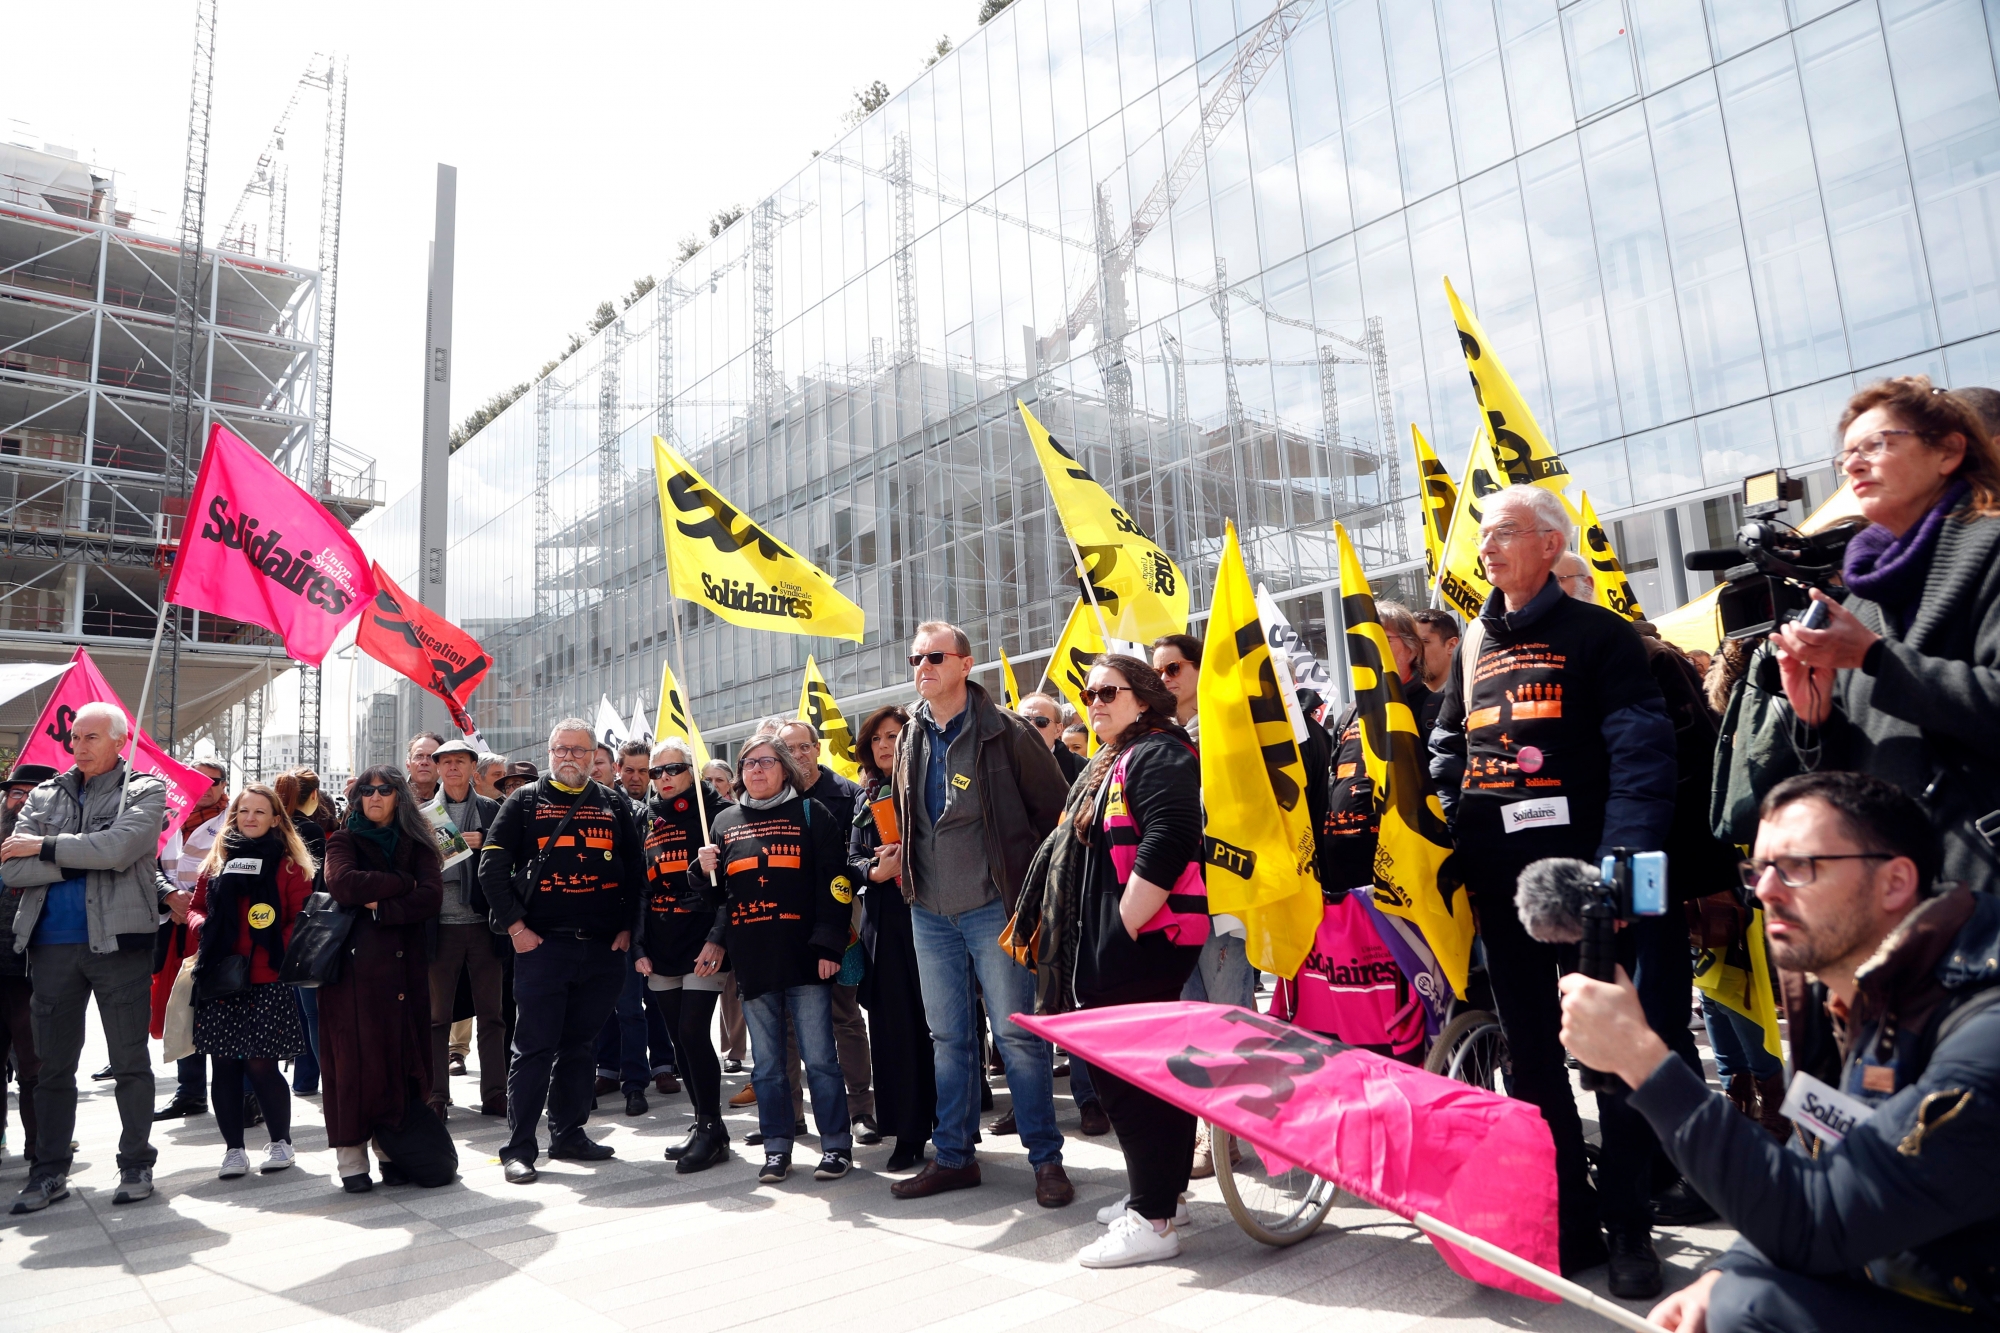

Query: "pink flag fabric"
(164, 423), (375, 666)
(1017, 1003), (1560, 1300)
(16, 648), (214, 853)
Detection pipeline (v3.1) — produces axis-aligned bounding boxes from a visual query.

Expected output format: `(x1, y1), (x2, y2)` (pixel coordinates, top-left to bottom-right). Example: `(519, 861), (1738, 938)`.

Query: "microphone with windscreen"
(1516, 856), (1627, 1094)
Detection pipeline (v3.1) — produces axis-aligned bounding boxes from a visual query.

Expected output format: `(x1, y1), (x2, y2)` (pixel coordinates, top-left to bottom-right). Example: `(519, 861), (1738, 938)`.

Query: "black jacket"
(1630, 888), (2000, 1319)
(1074, 732), (1204, 1008)
(700, 794), (851, 1001)
(476, 779), (645, 937)
(801, 765), (862, 826)
(633, 790), (719, 976)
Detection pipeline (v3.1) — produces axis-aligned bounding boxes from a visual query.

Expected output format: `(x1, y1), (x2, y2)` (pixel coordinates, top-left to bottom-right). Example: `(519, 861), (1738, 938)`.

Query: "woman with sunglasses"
(320, 766), (445, 1191)
(694, 730), (854, 1185)
(847, 704), (935, 1171)
(187, 784), (318, 1178)
(635, 738), (729, 1172)
(1067, 655), (1209, 1269)
(1761, 376), (2000, 894)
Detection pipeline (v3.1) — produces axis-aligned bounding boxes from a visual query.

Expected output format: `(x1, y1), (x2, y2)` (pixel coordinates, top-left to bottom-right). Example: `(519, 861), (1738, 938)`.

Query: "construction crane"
(298, 55), (348, 773)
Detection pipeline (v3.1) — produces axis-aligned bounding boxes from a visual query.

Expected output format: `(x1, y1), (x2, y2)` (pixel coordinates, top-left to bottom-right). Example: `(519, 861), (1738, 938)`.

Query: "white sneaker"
(260, 1140), (296, 1173)
(218, 1148), (251, 1179)
(1079, 1210), (1181, 1269)
(1096, 1192), (1190, 1226)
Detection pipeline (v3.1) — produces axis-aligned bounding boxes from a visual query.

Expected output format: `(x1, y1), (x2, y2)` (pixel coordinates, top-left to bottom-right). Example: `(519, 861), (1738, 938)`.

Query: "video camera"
(1683, 468), (1866, 641)
(1516, 848), (1668, 1092)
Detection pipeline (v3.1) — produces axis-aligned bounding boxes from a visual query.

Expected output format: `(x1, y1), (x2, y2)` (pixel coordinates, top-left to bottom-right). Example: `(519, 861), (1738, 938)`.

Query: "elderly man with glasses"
(1428, 482), (1680, 1297)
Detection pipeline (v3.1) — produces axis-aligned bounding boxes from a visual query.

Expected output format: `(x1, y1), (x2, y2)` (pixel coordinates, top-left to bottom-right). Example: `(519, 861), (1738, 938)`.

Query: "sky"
(5, 0), (971, 770)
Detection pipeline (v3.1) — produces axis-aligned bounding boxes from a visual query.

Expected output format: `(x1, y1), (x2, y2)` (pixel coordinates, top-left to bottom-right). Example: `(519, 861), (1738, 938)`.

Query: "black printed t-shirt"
(699, 795), (852, 1001)
(636, 792), (721, 976)
(1437, 593), (1657, 861)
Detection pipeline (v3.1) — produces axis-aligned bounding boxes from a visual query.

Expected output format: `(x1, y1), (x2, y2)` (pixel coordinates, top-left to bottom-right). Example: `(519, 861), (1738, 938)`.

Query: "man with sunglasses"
(886, 622), (1074, 1208)
(1019, 693), (1084, 784)
(1562, 771), (2000, 1333)
(427, 738), (505, 1120)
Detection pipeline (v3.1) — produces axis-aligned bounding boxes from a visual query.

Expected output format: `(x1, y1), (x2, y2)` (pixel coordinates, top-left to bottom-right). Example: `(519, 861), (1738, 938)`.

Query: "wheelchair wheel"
(1213, 1123), (1339, 1246)
(1424, 1009), (1507, 1092)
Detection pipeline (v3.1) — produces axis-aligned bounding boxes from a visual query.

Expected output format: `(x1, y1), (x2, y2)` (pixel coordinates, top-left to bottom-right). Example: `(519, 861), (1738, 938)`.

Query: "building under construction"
(0, 28), (367, 780)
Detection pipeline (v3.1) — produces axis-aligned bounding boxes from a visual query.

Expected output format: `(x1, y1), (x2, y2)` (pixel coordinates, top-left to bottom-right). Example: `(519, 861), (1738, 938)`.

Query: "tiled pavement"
(0, 1020), (1733, 1333)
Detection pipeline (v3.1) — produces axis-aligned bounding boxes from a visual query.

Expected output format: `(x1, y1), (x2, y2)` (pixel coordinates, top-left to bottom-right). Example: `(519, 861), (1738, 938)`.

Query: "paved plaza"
(0, 1018), (1726, 1333)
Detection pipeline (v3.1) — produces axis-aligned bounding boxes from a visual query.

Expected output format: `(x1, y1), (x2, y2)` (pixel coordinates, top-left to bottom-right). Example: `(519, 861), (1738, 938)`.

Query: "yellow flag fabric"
(1412, 424), (1455, 584)
(1694, 907), (1785, 1061)
(653, 659), (711, 770)
(1433, 430), (1506, 620)
(1018, 400), (1188, 642)
(653, 436), (864, 642)
(1576, 491), (1645, 622)
(1047, 599), (1106, 755)
(797, 655), (861, 780)
(1338, 522), (1474, 998)
(1000, 649), (1021, 711)
(1443, 278), (1571, 493)
(1197, 521), (1324, 979)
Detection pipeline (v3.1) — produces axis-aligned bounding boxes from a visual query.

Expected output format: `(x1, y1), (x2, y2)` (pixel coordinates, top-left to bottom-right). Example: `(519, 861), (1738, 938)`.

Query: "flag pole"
(1411, 1213), (1662, 1332)
(1060, 525), (1116, 648)
(662, 539), (718, 888)
(1430, 428), (1482, 611)
(118, 599), (173, 819)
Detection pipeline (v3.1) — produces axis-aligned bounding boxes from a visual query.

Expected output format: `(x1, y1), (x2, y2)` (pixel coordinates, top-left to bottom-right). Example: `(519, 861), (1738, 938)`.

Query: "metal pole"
(1410, 1213), (1661, 1333)
(118, 600), (172, 819)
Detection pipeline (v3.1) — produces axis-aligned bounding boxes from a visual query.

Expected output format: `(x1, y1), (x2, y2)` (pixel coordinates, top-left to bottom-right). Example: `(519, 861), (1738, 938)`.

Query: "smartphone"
(1799, 598), (1832, 631)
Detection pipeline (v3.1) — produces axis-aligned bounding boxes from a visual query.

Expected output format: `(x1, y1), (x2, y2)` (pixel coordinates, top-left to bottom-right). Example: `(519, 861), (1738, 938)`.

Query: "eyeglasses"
(907, 650), (963, 666)
(649, 763), (692, 778)
(1737, 853), (1894, 890)
(741, 756), (782, 771)
(1477, 523), (1545, 547)
(1157, 661), (1190, 680)
(549, 745), (592, 758)
(1080, 684), (1132, 706)
(353, 782), (396, 797)
(785, 742), (819, 755)
(1836, 428), (1922, 468)
(1025, 714), (1053, 728)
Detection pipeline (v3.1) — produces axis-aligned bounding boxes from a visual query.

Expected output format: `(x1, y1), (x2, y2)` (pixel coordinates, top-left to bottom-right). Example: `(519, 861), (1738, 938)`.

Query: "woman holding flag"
(1068, 655), (1208, 1270)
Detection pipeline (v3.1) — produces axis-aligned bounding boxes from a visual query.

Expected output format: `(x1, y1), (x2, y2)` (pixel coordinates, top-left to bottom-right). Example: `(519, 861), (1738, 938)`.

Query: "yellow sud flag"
(653, 436), (864, 642)
(1433, 429), (1507, 620)
(1047, 599), (1107, 754)
(1017, 400), (1188, 642)
(653, 659), (711, 770)
(1412, 424), (1455, 584)
(1694, 907), (1784, 1062)
(1337, 521), (1474, 998)
(999, 648), (1021, 711)
(1197, 521), (1323, 978)
(1443, 278), (1571, 492)
(1574, 490), (1645, 623)
(797, 655), (861, 780)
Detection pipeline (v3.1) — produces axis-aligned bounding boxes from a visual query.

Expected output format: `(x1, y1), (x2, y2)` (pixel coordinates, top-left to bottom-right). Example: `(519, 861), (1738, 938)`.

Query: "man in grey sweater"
(427, 738), (503, 1117)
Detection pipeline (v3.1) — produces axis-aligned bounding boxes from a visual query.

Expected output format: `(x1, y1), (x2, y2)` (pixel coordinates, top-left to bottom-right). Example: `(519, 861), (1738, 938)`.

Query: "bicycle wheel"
(1424, 1009), (1507, 1092)
(1213, 1123), (1339, 1246)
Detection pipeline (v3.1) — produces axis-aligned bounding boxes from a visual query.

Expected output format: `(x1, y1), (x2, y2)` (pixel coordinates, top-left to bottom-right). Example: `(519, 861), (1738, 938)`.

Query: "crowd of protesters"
(0, 375), (1994, 1330)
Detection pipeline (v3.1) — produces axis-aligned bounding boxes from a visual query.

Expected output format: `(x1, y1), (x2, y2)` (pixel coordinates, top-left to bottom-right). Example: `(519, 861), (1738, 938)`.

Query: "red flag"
(16, 648), (214, 854)
(1017, 1003), (1560, 1300)
(355, 562), (490, 735)
(165, 423), (375, 666)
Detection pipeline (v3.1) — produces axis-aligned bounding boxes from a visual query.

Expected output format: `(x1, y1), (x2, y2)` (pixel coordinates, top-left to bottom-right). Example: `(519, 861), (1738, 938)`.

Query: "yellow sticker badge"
(951, 772), (971, 791)
(830, 875), (855, 905)
(246, 903), (276, 930)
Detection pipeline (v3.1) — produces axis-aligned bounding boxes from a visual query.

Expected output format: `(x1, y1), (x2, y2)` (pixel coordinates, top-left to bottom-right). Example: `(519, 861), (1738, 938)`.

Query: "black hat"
(498, 760), (539, 791)
(4, 764), (55, 791)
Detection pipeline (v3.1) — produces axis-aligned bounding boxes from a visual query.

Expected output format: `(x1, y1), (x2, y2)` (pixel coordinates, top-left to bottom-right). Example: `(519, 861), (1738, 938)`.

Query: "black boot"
(1606, 1227), (1663, 1300)
(663, 1124), (700, 1162)
(675, 1121), (729, 1175)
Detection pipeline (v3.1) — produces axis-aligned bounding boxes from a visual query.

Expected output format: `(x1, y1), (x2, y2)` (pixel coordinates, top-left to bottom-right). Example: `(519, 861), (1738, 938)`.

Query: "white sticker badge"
(223, 858), (264, 875)
(1780, 1071), (1876, 1144)
(1500, 797), (1571, 834)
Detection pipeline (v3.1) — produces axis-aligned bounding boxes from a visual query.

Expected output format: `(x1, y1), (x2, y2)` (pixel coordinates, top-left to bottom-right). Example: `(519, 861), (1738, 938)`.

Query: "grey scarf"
(737, 784), (798, 811)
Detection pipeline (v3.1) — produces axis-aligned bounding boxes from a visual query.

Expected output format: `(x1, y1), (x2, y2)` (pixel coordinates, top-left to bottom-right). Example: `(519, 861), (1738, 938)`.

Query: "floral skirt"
(194, 980), (304, 1059)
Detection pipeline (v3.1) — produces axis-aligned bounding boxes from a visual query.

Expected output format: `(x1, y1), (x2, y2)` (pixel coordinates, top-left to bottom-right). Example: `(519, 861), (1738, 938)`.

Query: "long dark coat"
(320, 828), (443, 1148)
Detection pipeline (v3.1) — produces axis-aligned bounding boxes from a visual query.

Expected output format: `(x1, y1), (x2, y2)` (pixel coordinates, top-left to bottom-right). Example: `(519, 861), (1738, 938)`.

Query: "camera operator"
(1766, 376), (2000, 894)
(1428, 483), (1680, 1293)
(1560, 771), (1999, 1332)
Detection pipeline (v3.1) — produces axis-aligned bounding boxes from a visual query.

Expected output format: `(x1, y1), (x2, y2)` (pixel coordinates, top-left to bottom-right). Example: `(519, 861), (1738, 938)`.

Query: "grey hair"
(777, 716), (819, 741)
(1018, 691), (1062, 712)
(652, 737), (694, 765)
(913, 620), (972, 655)
(547, 716), (593, 745)
(71, 701), (129, 740)
(737, 729), (815, 793)
(476, 752), (506, 771)
(1487, 483), (1574, 544)
(1376, 601), (1422, 650)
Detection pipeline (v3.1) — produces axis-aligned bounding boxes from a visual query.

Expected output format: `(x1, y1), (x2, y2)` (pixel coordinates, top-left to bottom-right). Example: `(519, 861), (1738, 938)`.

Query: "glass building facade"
(353, 0), (2000, 765)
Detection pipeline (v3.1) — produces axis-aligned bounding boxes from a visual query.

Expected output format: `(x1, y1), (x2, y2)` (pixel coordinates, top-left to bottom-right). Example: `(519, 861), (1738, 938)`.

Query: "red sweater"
(188, 860), (315, 985)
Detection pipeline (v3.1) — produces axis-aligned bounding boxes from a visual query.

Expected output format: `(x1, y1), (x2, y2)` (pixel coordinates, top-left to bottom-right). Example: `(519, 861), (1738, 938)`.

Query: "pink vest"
(1104, 739), (1210, 947)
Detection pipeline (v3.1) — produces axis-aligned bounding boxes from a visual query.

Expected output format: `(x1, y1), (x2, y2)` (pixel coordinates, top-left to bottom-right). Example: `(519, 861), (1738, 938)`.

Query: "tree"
(843, 80), (892, 127)
(449, 382), (530, 453)
(924, 36), (953, 67)
(977, 0), (1014, 23)
(621, 274), (656, 309)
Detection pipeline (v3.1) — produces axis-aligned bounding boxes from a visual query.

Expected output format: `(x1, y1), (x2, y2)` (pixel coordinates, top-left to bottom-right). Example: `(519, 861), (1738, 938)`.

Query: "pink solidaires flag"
(16, 648), (214, 853)
(1017, 1003), (1560, 1301)
(165, 423), (375, 666)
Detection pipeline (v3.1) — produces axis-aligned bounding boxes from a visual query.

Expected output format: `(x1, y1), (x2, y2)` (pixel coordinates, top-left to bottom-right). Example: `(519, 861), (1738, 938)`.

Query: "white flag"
(594, 695), (628, 750)
(1253, 584), (1326, 744)
(628, 701), (654, 746)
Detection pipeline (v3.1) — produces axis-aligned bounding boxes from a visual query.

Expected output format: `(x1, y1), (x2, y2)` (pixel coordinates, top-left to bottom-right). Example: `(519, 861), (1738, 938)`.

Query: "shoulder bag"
(279, 891), (359, 988)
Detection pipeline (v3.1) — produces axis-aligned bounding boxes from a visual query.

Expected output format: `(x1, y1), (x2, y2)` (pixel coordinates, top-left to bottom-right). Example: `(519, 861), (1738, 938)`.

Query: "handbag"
(278, 891), (359, 988)
(194, 952), (250, 1004)
(160, 957), (197, 1063)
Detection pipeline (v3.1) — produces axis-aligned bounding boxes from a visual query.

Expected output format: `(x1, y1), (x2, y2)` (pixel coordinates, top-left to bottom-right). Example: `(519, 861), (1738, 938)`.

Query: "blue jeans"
(1704, 994), (1783, 1080)
(291, 987), (320, 1093)
(911, 896), (1062, 1170)
(1180, 929), (1259, 1007)
(742, 983), (851, 1156)
(1070, 1057), (1097, 1105)
(596, 951), (676, 1091)
(175, 1053), (207, 1102)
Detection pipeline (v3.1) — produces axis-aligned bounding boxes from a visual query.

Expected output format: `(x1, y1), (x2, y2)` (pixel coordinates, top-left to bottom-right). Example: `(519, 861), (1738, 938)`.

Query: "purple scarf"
(1842, 479), (1969, 629)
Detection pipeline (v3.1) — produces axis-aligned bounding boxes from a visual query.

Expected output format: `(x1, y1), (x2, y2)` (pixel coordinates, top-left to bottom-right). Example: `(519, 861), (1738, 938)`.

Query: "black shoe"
(1606, 1229), (1663, 1300)
(153, 1096), (208, 1121)
(885, 1141), (927, 1172)
(1559, 1226), (1610, 1277)
(11, 1175), (69, 1213)
(243, 1092), (263, 1128)
(812, 1151), (851, 1181)
(449, 1054), (468, 1077)
(1651, 1176), (1719, 1226)
(758, 1152), (791, 1183)
(91, 1065), (114, 1081)
(625, 1089), (649, 1116)
(676, 1122), (730, 1175)
(663, 1126), (699, 1161)
(502, 1158), (538, 1185)
(378, 1161), (411, 1187)
(550, 1135), (616, 1162)
(988, 1109), (1017, 1136)
(723, 1059), (744, 1074)
(342, 1173), (374, 1193)
(853, 1114), (881, 1145)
